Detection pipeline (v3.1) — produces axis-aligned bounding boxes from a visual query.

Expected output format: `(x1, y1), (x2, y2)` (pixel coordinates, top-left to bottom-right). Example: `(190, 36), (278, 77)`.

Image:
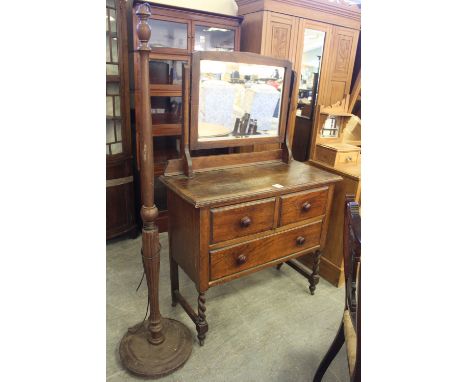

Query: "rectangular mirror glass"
(197, 59), (285, 143)
(297, 29), (325, 119)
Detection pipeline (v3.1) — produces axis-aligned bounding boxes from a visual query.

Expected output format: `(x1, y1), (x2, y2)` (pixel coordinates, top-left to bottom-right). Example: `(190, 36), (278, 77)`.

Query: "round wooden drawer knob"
(240, 216), (252, 228)
(296, 236), (306, 246)
(236, 254), (247, 265)
(301, 202), (311, 212)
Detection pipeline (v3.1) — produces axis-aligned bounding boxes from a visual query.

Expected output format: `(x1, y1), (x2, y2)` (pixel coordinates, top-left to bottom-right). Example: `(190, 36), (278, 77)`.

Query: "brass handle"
(236, 254), (247, 265)
(240, 216), (251, 228)
(302, 202), (311, 212)
(346, 156), (353, 162)
(296, 236), (305, 246)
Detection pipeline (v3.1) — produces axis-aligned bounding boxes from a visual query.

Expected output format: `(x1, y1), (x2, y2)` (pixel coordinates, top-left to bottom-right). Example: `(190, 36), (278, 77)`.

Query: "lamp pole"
(119, 3), (192, 378)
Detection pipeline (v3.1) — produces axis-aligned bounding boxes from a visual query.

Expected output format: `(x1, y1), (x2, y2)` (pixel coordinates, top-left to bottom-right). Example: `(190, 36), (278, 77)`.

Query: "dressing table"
(159, 51), (342, 345)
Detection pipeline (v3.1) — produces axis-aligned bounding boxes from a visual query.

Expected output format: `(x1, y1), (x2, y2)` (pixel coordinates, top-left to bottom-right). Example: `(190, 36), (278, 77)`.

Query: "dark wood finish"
(189, 51), (293, 150)
(210, 221), (322, 280)
(106, 0), (136, 240)
(313, 195), (360, 381)
(279, 187), (328, 226)
(162, 160), (340, 208)
(210, 198), (276, 243)
(165, 149), (283, 175)
(162, 161), (341, 345)
(119, 6), (192, 377)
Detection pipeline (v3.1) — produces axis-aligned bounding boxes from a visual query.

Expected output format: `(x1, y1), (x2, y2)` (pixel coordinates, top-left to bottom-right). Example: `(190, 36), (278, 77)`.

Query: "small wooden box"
(315, 143), (360, 167)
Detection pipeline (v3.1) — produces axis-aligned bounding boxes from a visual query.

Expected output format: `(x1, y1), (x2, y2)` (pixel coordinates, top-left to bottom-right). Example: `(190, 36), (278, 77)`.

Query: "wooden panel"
(152, 123), (182, 136)
(239, 11), (264, 53)
(279, 187), (328, 226)
(328, 81), (347, 105)
(323, 26), (360, 106)
(210, 221), (322, 280)
(300, 161), (360, 286)
(167, 190), (200, 286)
(211, 198), (276, 243)
(106, 182), (136, 239)
(315, 145), (337, 166)
(236, 0), (361, 30)
(264, 12), (298, 63)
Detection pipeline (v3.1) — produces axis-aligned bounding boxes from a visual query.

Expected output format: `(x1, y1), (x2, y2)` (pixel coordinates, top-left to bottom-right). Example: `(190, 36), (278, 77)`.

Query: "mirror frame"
(189, 51), (293, 150)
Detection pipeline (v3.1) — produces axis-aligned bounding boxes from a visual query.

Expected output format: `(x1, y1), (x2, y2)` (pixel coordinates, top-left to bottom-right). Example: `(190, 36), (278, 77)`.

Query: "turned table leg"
(196, 292), (208, 346)
(309, 250), (321, 295)
(169, 255), (179, 307)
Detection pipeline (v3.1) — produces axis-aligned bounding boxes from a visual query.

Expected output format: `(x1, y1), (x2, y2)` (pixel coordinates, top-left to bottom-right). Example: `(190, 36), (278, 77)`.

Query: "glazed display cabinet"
(127, 1), (243, 232)
(106, 0), (137, 240)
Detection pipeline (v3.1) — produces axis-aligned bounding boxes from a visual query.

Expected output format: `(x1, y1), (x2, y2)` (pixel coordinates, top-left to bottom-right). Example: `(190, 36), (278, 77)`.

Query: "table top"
(160, 160), (342, 208)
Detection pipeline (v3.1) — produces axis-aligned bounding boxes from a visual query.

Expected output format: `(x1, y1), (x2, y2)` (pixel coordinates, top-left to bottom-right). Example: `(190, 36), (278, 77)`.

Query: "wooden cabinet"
(161, 161), (341, 343)
(236, 0), (360, 156)
(106, 0), (136, 240)
(128, 1), (243, 232)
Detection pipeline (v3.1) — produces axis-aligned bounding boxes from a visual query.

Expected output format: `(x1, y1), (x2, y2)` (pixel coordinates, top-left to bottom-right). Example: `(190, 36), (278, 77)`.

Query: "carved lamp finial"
(136, 3), (151, 51)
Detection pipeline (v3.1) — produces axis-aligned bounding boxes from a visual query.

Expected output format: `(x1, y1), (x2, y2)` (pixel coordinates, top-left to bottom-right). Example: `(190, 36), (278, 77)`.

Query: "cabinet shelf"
(152, 123), (182, 137)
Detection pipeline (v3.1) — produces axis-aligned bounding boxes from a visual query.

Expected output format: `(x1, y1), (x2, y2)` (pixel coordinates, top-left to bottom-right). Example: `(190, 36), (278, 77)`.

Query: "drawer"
(315, 145), (337, 166)
(210, 221), (322, 280)
(279, 187), (328, 226)
(335, 151), (359, 165)
(210, 198), (275, 244)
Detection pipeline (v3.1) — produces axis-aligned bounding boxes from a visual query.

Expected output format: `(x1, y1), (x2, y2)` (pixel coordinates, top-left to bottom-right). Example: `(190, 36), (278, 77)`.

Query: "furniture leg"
(309, 250), (321, 295)
(312, 321), (345, 382)
(169, 255), (179, 307)
(276, 263), (283, 270)
(196, 292), (208, 346)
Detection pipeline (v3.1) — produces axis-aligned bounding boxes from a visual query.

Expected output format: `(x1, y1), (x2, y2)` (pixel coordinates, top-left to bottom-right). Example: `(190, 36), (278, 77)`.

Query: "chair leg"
(313, 320), (345, 382)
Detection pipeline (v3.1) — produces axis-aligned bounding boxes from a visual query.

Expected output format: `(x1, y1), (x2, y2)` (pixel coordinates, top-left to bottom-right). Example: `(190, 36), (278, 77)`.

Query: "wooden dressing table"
(159, 51), (341, 345)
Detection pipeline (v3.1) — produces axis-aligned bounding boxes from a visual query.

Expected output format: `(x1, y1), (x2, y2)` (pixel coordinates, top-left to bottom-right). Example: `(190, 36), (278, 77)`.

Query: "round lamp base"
(119, 318), (192, 378)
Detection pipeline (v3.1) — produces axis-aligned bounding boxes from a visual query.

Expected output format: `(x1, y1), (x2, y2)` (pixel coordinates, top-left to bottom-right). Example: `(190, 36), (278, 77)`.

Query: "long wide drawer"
(279, 187), (328, 226)
(210, 198), (275, 244)
(210, 221), (322, 280)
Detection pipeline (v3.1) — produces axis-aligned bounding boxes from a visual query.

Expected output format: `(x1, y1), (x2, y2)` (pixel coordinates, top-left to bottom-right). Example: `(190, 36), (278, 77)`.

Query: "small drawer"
(335, 151), (359, 165)
(315, 145), (337, 166)
(210, 198), (275, 244)
(210, 221), (322, 280)
(279, 187), (328, 226)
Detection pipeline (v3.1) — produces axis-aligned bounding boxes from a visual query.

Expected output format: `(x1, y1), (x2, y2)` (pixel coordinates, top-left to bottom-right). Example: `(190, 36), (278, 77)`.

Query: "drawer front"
(279, 187), (328, 226)
(210, 198), (275, 244)
(210, 221), (322, 280)
(336, 151), (359, 164)
(315, 146), (337, 166)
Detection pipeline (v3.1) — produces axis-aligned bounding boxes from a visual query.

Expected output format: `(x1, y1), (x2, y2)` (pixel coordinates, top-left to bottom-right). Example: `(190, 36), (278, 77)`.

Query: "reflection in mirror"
(297, 29), (325, 118)
(198, 60), (284, 142)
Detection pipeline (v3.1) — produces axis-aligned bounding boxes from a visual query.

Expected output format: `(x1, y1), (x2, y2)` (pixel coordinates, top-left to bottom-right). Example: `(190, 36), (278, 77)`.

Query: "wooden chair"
(313, 195), (361, 382)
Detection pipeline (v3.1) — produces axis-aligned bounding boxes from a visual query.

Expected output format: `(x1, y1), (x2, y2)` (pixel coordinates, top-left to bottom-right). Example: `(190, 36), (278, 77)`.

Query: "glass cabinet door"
(148, 19), (188, 50)
(194, 25), (235, 52)
(149, 59), (187, 85)
(106, 0), (123, 156)
(297, 29), (326, 119)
